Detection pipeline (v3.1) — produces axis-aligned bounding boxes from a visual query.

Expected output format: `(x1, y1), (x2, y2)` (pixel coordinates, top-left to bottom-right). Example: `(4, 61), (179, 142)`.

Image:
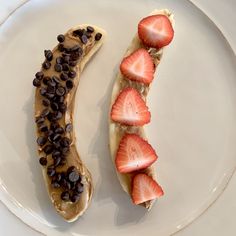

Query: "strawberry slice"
(138, 14), (174, 49)
(111, 87), (150, 126)
(115, 133), (158, 173)
(120, 48), (154, 84)
(132, 173), (164, 205)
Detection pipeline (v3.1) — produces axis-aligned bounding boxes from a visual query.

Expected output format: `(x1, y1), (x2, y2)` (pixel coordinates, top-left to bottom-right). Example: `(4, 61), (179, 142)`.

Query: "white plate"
(0, 0), (235, 235)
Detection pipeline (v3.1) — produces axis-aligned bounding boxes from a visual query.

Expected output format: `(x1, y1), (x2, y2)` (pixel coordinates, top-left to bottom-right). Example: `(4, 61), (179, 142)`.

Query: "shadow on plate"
(88, 65), (148, 227)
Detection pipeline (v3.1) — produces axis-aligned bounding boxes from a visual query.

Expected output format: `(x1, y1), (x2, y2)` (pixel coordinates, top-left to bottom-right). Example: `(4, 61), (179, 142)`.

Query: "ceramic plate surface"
(0, 0), (235, 235)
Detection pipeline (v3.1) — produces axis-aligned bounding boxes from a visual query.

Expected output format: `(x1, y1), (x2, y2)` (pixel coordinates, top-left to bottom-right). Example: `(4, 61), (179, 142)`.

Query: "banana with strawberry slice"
(109, 9), (174, 209)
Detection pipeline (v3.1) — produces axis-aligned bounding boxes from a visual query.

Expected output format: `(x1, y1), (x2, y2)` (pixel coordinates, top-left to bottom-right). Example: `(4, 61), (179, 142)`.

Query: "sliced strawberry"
(120, 48), (154, 84)
(111, 87), (150, 126)
(138, 14), (174, 49)
(132, 173), (164, 205)
(115, 133), (158, 173)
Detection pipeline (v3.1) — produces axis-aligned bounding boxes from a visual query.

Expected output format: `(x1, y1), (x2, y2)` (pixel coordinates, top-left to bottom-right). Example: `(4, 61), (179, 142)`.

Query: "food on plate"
(109, 9), (174, 209)
(33, 24), (106, 222)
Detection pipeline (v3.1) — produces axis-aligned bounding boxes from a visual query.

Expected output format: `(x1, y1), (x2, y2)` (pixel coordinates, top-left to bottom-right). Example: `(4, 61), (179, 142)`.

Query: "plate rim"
(0, 0), (235, 235)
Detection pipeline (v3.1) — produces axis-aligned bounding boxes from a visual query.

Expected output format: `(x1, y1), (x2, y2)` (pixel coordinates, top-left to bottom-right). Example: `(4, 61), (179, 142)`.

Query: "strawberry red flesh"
(138, 14), (174, 49)
(120, 48), (154, 84)
(115, 133), (158, 173)
(111, 87), (151, 126)
(132, 173), (164, 205)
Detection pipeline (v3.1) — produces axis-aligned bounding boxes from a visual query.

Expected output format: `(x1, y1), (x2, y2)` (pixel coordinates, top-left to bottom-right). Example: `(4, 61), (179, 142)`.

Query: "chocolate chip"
(61, 147), (69, 155)
(70, 182), (76, 190)
(45, 130), (54, 139)
(47, 112), (55, 122)
(54, 95), (64, 103)
(55, 127), (64, 134)
(51, 180), (60, 188)
(61, 178), (71, 189)
(66, 80), (73, 90)
(62, 63), (70, 71)
(51, 102), (59, 111)
(45, 93), (55, 100)
(57, 34), (65, 43)
(65, 123), (73, 132)
(87, 26), (94, 33)
(68, 70), (76, 79)
(80, 35), (88, 44)
(59, 103), (67, 113)
(60, 72), (69, 81)
(56, 56), (63, 64)
(52, 150), (61, 159)
(61, 191), (70, 201)
(50, 122), (60, 132)
(56, 86), (66, 96)
(70, 193), (80, 203)
(85, 31), (92, 38)
(67, 167), (79, 183)
(52, 76), (60, 84)
(42, 61), (51, 70)
(58, 43), (64, 52)
(95, 32), (102, 41)
(68, 171), (80, 183)
(69, 60), (77, 67)
(49, 133), (61, 143)
(41, 108), (50, 117)
(42, 99), (50, 107)
(54, 156), (61, 167)
(54, 111), (62, 120)
(50, 122), (59, 130)
(39, 157), (47, 166)
(44, 50), (53, 61)
(67, 166), (76, 173)
(56, 86), (66, 97)
(33, 78), (41, 87)
(54, 63), (62, 72)
(73, 29), (84, 37)
(54, 133), (61, 142)
(60, 137), (70, 147)
(72, 45), (82, 52)
(40, 87), (47, 96)
(62, 52), (70, 57)
(35, 116), (45, 124)
(39, 123), (48, 132)
(35, 71), (44, 79)
(47, 78), (56, 87)
(47, 165), (56, 177)
(65, 181), (71, 190)
(56, 96), (65, 103)
(42, 76), (49, 85)
(47, 113), (55, 122)
(55, 173), (62, 182)
(53, 142), (61, 150)
(63, 55), (70, 63)
(47, 85), (56, 94)
(70, 48), (82, 60)
(75, 182), (83, 193)
(43, 144), (54, 155)
(37, 136), (47, 146)
(39, 125), (48, 132)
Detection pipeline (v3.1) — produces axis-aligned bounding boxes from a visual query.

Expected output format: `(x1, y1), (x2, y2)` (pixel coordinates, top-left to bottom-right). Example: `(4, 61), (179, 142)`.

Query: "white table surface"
(0, 0), (235, 235)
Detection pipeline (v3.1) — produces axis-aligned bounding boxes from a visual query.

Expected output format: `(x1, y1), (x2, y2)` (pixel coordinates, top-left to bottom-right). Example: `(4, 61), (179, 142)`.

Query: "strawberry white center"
(129, 54), (146, 78)
(126, 139), (146, 168)
(144, 19), (167, 40)
(124, 92), (139, 121)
